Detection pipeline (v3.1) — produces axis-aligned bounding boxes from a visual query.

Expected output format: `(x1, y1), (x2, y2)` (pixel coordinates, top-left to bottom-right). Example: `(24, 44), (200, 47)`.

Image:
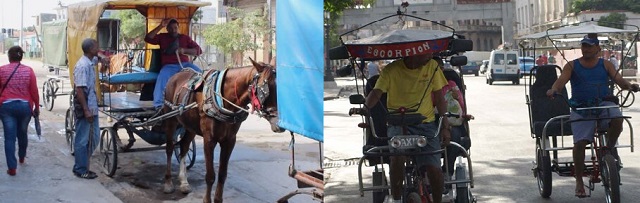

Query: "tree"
(598, 13), (628, 29)
(324, 0), (376, 80)
(570, 0), (640, 14)
(202, 7), (269, 67)
(324, 0), (376, 48)
(192, 9), (204, 23)
(114, 10), (146, 49)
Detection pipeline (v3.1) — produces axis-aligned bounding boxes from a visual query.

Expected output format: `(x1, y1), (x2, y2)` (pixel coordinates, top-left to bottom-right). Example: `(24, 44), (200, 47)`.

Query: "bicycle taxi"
(521, 21), (640, 203)
(332, 11), (476, 203)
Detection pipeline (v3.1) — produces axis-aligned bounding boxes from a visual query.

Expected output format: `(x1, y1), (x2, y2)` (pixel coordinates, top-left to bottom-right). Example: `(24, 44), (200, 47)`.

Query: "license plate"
(389, 135), (426, 150)
(495, 69), (503, 73)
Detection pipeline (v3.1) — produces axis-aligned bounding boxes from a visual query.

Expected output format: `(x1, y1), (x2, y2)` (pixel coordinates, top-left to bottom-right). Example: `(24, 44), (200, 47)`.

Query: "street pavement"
(0, 55), (322, 203)
(324, 74), (640, 203)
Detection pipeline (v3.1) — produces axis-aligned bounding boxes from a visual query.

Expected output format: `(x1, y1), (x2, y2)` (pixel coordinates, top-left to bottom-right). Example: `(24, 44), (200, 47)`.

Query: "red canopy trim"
(345, 38), (450, 59)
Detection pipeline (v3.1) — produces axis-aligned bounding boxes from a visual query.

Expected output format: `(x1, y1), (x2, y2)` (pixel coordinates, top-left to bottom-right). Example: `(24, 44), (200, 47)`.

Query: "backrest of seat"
(530, 65), (570, 127)
(148, 49), (162, 73)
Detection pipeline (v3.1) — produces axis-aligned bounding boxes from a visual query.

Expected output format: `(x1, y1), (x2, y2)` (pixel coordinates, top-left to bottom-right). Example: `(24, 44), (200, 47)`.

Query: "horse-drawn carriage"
(59, 0), (324, 202)
(61, 0), (210, 177)
(521, 21), (640, 202)
(331, 11), (476, 203)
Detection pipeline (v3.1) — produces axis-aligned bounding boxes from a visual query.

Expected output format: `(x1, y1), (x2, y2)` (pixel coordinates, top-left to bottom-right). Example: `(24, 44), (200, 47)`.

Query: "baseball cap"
(581, 35), (599, 46)
(8, 46), (25, 57)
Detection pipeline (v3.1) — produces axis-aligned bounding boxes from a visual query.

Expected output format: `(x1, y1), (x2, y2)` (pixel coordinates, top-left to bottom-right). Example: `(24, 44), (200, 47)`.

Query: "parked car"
(461, 61), (480, 76)
(519, 56), (536, 76)
(479, 60), (489, 74)
(486, 49), (520, 85)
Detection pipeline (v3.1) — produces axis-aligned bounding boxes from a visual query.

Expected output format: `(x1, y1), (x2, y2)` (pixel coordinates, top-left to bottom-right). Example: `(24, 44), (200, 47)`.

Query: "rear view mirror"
(336, 64), (353, 77)
(449, 39), (473, 53)
(450, 56), (467, 66)
(349, 94), (366, 104)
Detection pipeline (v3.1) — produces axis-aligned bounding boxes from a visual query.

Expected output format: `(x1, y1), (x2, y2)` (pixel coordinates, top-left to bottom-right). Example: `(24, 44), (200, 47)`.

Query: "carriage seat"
(101, 49), (162, 84)
(530, 65), (573, 137)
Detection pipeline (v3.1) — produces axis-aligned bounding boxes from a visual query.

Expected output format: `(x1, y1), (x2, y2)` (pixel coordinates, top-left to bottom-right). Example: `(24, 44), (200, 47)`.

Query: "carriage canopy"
(66, 0), (211, 81)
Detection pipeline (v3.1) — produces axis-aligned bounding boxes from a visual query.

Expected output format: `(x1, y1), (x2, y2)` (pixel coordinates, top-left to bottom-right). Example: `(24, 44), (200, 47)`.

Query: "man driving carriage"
(144, 18), (203, 112)
(365, 53), (451, 203)
(546, 34), (640, 198)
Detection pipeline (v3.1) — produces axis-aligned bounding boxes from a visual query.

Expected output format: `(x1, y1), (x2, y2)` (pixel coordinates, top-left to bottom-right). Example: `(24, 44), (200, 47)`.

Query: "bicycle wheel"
(455, 165), (470, 203)
(536, 143), (552, 198)
(616, 89), (635, 108)
(601, 154), (620, 203)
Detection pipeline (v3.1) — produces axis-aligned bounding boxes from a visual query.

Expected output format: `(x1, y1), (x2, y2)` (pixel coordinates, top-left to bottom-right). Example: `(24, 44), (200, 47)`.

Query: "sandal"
(74, 171), (98, 179)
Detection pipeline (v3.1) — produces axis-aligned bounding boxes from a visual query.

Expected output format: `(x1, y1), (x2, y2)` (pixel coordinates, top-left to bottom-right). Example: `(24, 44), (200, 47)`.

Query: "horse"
(161, 58), (282, 203)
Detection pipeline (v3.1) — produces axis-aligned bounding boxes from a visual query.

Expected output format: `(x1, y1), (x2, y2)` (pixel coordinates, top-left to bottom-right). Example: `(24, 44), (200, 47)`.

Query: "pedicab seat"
(530, 65), (573, 137)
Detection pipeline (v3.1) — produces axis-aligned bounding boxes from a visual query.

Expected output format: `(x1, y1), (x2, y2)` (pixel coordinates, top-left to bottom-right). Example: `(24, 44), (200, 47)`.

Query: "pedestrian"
(72, 38), (101, 179)
(609, 55), (619, 71)
(546, 34), (640, 198)
(367, 61), (380, 79)
(536, 55), (545, 66)
(0, 46), (40, 176)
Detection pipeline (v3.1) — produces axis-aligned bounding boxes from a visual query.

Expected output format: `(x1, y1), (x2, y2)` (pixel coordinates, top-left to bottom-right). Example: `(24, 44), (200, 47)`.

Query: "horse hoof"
(163, 185), (175, 194)
(180, 184), (192, 194)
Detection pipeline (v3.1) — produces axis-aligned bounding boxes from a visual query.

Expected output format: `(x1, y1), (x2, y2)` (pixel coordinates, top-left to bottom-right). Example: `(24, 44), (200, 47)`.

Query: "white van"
(486, 49), (521, 85)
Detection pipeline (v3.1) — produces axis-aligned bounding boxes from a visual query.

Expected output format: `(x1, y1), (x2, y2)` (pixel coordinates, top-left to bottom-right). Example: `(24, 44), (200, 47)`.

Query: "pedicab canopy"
(343, 29), (454, 60)
(275, 0), (323, 142)
(66, 0), (211, 82)
(519, 24), (638, 40)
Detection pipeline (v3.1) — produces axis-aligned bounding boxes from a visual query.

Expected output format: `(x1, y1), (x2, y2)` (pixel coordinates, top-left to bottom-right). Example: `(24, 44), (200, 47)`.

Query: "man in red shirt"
(145, 18), (203, 110)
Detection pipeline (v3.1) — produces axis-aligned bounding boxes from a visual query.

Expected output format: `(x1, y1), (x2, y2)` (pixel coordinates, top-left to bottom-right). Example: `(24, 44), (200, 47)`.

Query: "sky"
(0, 0), (85, 29)
(0, 0), (219, 29)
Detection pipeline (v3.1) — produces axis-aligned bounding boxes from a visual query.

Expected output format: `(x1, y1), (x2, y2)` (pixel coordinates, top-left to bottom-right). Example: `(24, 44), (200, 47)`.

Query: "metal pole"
(20, 0), (24, 48)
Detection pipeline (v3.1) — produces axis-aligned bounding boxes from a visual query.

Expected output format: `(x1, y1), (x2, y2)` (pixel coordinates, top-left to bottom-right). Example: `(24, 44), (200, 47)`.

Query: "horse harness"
(169, 66), (274, 123)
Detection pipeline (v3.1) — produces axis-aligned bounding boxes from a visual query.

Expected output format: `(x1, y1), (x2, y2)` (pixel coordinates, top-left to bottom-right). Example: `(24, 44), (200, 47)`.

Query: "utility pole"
(20, 0), (24, 48)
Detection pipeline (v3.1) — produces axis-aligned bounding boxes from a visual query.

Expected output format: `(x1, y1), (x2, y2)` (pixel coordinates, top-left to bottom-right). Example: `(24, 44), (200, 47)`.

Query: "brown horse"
(162, 58), (282, 203)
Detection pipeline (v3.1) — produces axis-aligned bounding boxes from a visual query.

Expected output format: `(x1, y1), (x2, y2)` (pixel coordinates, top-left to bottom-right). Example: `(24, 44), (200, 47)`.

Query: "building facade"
(339, 0), (516, 51)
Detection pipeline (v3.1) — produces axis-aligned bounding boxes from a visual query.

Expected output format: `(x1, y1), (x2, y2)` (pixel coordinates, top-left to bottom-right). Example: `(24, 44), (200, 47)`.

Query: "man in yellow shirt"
(365, 53), (451, 203)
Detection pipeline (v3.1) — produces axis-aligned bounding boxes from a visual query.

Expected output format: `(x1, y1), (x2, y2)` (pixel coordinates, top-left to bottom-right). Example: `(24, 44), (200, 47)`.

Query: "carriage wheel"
(100, 128), (118, 177)
(536, 144), (552, 198)
(173, 127), (196, 170)
(601, 154), (620, 203)
(65, 107), (75, 156)
(455, 165), (471, 203)
(42, 80), (55, 111)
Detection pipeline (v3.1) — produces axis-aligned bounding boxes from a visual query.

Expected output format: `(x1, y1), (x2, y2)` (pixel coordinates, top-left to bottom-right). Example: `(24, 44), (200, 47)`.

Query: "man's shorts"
(570, 101), (622, 144)
(387, 122), (441, 167)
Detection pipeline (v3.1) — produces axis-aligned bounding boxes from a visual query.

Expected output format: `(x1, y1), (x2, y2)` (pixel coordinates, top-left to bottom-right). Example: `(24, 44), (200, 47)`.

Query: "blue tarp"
(276, 0), (323, 142)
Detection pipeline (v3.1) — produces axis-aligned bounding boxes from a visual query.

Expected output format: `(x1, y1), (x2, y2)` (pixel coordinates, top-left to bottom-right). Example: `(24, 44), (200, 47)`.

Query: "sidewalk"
(0, 54), (123, 203)
(324, 77), (365, 101)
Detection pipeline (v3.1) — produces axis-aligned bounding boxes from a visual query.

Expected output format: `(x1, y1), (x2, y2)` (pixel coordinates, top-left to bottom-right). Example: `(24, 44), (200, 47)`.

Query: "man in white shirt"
(610, 55), (619, 70)
(367, 61), (380, 79)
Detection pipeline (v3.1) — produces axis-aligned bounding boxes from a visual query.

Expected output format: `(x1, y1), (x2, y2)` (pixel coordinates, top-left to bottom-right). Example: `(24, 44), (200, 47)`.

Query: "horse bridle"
(249, 65), (276, 118)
